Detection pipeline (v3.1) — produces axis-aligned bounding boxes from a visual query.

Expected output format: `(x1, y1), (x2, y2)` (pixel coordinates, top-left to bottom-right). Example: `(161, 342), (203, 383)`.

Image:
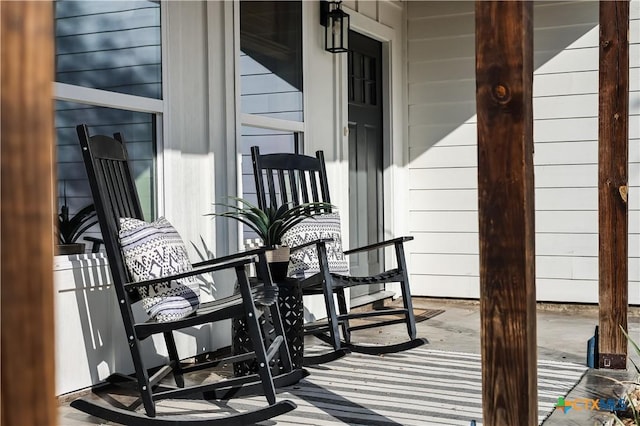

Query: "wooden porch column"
(476, 2), (537, 425)
(598, 0), (629, 370)
(1, 1), (57, 425)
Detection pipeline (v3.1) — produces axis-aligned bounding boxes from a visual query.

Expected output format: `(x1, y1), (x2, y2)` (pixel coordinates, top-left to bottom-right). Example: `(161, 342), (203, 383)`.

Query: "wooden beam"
(476, 2), (537, 425)
(598, 0), (629, 370)
(1, 1), (57, 425)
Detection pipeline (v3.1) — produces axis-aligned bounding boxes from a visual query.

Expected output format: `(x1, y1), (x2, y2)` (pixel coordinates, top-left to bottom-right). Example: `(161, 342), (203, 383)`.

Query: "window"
(237, 1), (304, 243)
(239, 1), (303, 122)
(54, 0), (162, 251)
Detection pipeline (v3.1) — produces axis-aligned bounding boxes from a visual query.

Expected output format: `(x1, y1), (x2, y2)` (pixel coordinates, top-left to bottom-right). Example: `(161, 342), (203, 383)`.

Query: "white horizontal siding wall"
(407, 1), (640, 303)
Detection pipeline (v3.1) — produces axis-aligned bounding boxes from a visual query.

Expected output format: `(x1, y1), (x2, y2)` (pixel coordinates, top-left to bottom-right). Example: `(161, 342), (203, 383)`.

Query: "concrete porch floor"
(58, 297), (640, 425)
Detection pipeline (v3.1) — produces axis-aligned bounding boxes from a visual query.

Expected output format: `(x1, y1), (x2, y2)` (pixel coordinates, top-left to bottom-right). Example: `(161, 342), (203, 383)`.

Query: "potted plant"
(611, 326), (640, 426)
(207, 197), (331, 279)
(56, 203), (98, 255)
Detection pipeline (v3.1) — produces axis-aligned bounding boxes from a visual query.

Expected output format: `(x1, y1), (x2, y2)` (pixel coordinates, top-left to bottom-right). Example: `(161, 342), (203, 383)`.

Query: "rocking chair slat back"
(251, 147), (331, 211)
(77, 127), (142, 294)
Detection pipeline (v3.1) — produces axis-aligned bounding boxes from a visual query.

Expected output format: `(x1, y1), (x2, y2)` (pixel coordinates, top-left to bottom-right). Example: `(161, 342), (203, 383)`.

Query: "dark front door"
(348, 31), (384, 299)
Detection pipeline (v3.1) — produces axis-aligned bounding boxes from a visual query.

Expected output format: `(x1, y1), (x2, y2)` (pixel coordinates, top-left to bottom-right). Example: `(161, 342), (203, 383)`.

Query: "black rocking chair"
(251, 146), (428, 364)
(70, 124), (306, 425)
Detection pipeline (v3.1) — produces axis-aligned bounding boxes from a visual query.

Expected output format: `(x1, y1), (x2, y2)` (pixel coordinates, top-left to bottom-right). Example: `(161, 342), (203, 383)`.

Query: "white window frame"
(55, 83), (164, 115)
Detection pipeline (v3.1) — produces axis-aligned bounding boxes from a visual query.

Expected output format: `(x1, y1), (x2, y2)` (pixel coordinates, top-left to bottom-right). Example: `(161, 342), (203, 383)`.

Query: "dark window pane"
(240, 1), (303, 121)
(348, 52), (380, 106)
(55, 101), (157, 246)
(55, 0), (162, 99)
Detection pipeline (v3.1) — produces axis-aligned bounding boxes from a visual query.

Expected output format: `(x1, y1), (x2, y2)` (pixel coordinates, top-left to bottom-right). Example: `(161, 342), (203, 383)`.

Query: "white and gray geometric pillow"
(281, 212), (350, 279)
(119, 217), (200, 322)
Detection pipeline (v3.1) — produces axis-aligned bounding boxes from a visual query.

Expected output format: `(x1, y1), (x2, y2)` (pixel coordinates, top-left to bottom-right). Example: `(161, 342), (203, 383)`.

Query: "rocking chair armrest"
(289, 238), (334, 253)
(124, 255), (257, 290)
(343, 236), (414, 255)
(192, 247), (269, 268)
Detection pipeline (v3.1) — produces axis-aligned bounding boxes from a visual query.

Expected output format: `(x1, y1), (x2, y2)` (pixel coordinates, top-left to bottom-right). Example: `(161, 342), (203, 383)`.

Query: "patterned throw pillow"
(280, 212), (350, 279)
(119, 217), (200, 322)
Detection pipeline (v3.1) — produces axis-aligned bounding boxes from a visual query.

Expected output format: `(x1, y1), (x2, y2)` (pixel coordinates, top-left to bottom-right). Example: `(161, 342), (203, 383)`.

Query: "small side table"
(232, 277), (304, 376)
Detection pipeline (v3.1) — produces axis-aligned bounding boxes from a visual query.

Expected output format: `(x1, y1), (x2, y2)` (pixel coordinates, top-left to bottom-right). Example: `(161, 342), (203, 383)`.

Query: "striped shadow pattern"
(232, 346), (587, 425)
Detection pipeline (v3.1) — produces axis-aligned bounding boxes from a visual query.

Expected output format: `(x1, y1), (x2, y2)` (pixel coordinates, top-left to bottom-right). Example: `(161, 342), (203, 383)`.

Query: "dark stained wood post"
(598, 0), (629, 370)
(476, 2), (537, 425)
(1, 1), (57, 425)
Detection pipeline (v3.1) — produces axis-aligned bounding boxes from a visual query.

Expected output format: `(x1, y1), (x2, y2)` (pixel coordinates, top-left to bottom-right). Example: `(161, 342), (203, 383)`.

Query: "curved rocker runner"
(71, 398), (296, 426)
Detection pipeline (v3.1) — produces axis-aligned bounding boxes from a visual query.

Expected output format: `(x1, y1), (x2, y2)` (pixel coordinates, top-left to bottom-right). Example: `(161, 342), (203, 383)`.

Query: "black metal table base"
(233, 278), (304, 375)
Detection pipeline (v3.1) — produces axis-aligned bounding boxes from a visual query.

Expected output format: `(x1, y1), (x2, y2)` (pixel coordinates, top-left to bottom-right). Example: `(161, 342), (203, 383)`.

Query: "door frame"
(347, 30), (384, 298)
(338, 8), (408, 302)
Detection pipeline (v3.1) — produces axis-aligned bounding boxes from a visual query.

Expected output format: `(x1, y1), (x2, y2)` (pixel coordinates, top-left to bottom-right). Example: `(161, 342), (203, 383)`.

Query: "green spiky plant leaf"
(57, 181), (98, 245)
(207, 197), (333, 248)
(616, 325), (640, 425)
(620, 325), (640, 375)
(58, 203), (98, 244)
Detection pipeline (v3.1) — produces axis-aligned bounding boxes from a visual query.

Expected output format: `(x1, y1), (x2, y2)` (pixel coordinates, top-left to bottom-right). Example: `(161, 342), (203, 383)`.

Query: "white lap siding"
(407, 1), (640, 303)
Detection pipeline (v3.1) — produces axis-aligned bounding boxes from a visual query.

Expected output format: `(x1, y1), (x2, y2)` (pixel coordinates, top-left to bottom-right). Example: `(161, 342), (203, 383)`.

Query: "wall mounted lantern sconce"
(320, 1), (350, 53)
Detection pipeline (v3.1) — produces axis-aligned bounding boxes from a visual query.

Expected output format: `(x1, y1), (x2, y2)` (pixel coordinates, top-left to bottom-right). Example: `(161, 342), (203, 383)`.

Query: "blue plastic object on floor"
(586, 325), (599, 368)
